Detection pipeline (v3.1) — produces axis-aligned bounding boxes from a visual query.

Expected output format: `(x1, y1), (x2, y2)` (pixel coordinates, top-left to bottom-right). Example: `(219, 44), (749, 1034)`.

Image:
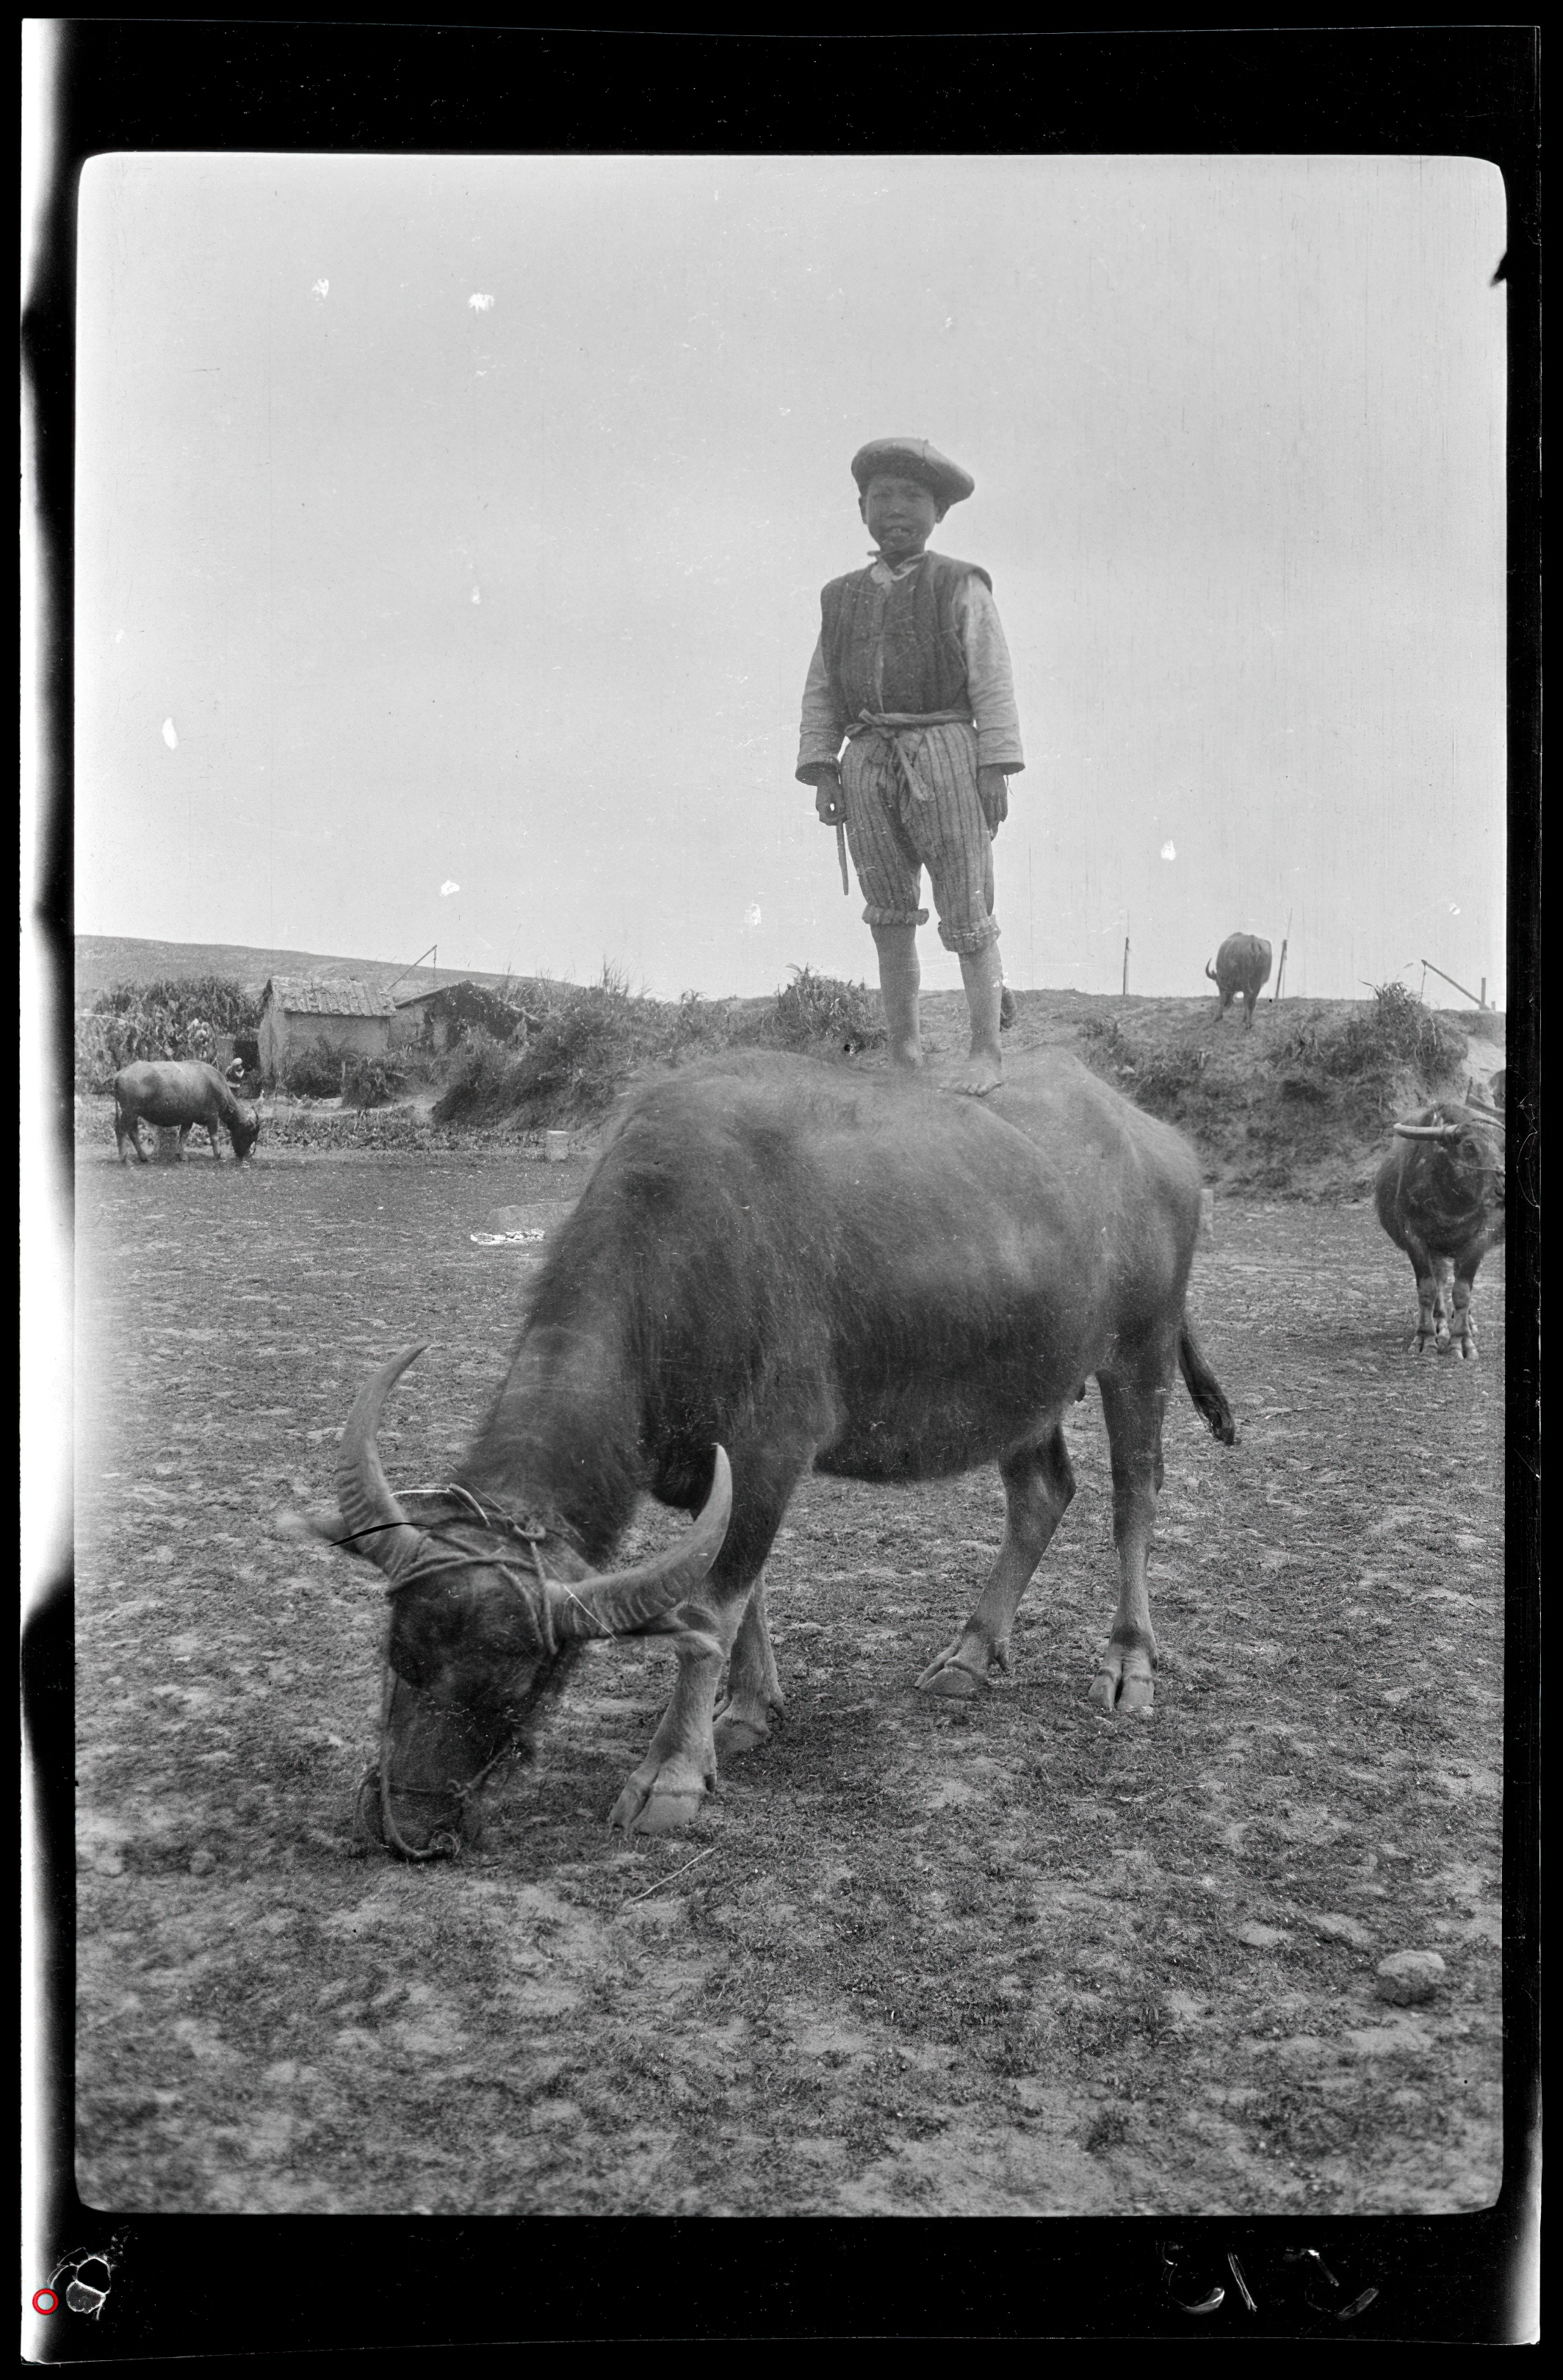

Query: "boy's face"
(859, 473), (944, 562)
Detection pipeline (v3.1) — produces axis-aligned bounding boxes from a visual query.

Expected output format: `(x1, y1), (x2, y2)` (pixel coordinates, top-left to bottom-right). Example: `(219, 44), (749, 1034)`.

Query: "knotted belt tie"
(845, 708), (972, 804)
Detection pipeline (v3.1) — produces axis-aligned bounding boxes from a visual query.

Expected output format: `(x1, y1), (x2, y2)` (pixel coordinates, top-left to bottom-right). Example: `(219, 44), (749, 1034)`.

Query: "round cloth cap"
(851, 438), (975, 508)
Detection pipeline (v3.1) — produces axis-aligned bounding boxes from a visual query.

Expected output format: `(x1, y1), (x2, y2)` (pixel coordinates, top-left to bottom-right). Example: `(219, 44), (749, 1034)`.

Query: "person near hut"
(795, 437), (1023, 1095)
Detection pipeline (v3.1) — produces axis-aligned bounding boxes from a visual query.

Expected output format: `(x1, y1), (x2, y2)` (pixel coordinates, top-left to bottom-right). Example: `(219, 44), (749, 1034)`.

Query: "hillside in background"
(72, 933), (528, 1009)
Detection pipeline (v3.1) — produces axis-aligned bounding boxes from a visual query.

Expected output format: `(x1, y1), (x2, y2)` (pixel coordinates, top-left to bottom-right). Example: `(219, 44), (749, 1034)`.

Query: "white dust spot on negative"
(470, 586), (481, 605)
(311, 279), (329, 300)
(1448, 903), (1461, 915)
(469, 292), (494, 311)
(162, 718), (178, 749)
(744, 903), (762, 928)
(440, 881), (460, 897)
(1160, 840), (1177, 860)
(113, 628), (124, 643)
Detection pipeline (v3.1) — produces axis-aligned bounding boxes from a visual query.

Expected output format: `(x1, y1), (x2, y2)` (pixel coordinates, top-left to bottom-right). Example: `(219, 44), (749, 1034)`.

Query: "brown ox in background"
(1205, 933), (1273, 1029)
(112, 1061), (260, 1165)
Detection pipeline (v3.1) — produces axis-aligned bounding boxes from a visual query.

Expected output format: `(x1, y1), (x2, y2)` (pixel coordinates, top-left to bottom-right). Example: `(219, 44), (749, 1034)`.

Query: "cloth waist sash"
(845, 708), (972, 803)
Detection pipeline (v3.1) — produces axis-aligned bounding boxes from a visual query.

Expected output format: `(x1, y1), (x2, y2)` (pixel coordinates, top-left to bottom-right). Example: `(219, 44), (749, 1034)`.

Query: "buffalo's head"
(327, 1347), (732, 1859)
(1391, 1105), (1505, 1208)
(233, 1106), (261, 1161)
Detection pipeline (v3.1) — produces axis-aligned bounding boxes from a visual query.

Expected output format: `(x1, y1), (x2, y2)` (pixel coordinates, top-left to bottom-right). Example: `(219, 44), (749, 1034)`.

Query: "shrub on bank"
(431, 964), (884, 1128)
(1077, 980), (1475, 1195)
(433, 978), (640, 1127)
(281, 1038), (353, 1099)
(1271, 980), (1467, 1087)
(340, 1053), (407, 1109)
(746, 963), (884, 1056)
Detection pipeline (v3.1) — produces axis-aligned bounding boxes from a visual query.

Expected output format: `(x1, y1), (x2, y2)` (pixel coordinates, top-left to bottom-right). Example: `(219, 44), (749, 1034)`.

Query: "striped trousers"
(841, 717), (1000, 956)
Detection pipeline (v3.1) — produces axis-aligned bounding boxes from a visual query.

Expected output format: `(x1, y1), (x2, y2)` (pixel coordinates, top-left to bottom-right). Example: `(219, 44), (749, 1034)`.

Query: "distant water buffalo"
(304, 1047), (1235, 1858)
(1376, 1099), (1504, 1359)
(1205, 934), (1272, 1028)
(113, 1061), (259, 1165)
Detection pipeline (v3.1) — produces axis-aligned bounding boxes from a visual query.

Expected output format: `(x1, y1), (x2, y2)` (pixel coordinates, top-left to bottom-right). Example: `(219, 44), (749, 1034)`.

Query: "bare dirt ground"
(72, 1096), (1504, 2219)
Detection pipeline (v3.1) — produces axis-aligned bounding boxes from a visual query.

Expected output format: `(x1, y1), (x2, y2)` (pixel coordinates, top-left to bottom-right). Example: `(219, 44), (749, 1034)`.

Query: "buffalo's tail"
(1178, 1317), (1237, 1444)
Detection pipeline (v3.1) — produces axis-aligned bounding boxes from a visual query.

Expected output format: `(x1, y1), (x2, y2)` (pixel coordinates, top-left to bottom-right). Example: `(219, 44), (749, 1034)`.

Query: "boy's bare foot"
(947, 1051), (1003, 1096)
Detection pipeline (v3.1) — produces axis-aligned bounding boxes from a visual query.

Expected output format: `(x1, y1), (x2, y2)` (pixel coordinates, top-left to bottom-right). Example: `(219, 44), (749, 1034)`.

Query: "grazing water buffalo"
(1375, 1099), (1505, 1358)
(1205, 933), (1273, 1029)
(113, 1061), (259, 1164)
(314, 1048), (1235, 1856)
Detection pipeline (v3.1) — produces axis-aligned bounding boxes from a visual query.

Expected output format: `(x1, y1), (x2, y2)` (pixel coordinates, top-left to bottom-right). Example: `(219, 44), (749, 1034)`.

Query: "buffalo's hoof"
(1089, 1662), (1155, 1717)
(713, 1709), (771, 1756)
(617, 1788), (707, 1837)
(607, 1765), (712, 1834)
(915, 1645), (991, 1698)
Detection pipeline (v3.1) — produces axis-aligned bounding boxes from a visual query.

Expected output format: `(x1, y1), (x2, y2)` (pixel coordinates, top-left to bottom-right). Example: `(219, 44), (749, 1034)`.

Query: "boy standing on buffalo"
(796, 437), (1024, 1095)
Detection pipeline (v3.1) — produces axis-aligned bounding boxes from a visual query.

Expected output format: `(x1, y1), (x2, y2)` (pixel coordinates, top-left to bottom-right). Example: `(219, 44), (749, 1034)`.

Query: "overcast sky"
(74, 152), (1507, 1005)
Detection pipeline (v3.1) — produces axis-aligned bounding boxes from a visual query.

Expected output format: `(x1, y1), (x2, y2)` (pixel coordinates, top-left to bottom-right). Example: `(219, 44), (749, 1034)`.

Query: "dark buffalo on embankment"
(308, 1049), (1236, 1858)
(113, 1061), (259, 1165)
(1375, 1099), (1505, 1359)
(1205, 933), (1273, 1028)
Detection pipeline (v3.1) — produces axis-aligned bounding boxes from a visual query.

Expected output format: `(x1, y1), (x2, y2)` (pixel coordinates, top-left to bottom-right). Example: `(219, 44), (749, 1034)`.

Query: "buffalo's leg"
(917, 1423), (1075, 1699)
(115, 1108), (148, 1164)
(1402, 1236), (1446, 1352)
(1450, 1254), (1484, 1360)
(1089, 1357), (1172, 1715)
(608, 1449), (806, 1836)
(714, 1576), (785, 1756)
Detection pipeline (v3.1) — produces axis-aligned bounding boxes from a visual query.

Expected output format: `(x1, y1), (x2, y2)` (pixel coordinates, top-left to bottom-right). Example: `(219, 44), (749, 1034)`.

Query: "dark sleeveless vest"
(818, 550), (992, 719)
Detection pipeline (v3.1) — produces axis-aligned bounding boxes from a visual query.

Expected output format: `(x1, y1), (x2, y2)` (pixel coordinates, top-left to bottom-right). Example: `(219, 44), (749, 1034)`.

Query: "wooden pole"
(1271, 907), (1293, 1002)
(383, 942), (440, 998)
(1479, 976), (1487, 1009)
(1420, 958), (1487, 1009)
(1122, 935), (1130, 998)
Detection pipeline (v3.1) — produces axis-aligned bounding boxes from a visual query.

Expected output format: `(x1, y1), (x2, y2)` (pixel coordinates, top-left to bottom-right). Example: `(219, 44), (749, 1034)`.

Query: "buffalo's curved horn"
(336, 1346), (436, 1583)
(548, 1448), (734, 1640)
(1393, 1121), (1462, 1141)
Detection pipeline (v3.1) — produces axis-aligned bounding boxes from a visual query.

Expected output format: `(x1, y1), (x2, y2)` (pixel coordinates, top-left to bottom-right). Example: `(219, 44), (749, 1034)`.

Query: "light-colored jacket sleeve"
(954, 577), (1025, 772)
(795, 630), (849, 782)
